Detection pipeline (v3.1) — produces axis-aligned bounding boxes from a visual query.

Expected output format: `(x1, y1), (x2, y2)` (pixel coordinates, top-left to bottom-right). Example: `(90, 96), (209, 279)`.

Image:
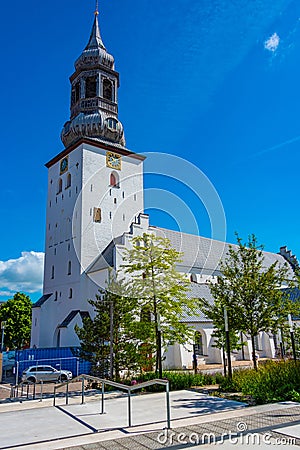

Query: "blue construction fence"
(15, 347), (91, 382)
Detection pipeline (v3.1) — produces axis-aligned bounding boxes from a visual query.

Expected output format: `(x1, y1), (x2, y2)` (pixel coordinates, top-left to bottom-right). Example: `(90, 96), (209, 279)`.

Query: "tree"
(0, 292), (32, 350)
(199, 295), (243, 376)
(122, 233), (199, 377)
(201, 234), (295, 370)
(75, 273), (153, 379)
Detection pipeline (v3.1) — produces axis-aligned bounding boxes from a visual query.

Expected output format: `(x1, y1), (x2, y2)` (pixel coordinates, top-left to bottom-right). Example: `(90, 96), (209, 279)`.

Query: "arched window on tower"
(66, 173), (71, 189)
(51, 265), (55, 279)
(57, 178), (63, 194)
(103, 79), (113, 101)
(72, 81), (81, 105)
(110, 172), (119, 188)
(67, 261), (72, 275)
(69, 288), (73, 299)
(85, 76), (97, 98)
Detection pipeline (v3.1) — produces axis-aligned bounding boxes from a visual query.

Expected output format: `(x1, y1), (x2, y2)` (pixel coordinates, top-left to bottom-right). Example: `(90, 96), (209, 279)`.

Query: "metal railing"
(11, 380), (44, 401)
(54, 374), (171, 429)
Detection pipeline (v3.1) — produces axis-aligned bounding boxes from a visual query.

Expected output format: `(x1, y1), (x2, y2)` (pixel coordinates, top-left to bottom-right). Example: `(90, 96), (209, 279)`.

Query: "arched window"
(56, 329), (61, 348)
(66, 173), (71, 188)
(103, 79), (113, 101)
(57, 178), (63, 194)
(54, 291), (58, 301)
(51, 265), (55, 279)
(69, 288), (73, 299)
(67, 261), (72, 275)
(85, 76), (97, 98)
(107, 118), (117, 130)
(72, 81), (81, 105)
(110, 172), (119, 188)
(194, 331), (204, 356)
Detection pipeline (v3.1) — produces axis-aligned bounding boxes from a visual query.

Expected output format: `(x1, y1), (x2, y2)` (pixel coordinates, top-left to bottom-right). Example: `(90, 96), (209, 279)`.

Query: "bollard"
(166, 382), (171, 429)
(81, 377), (85, 404)
(128, 389), (132, 427)
(33, 382), (36, 400)
(66, 380), (69, 405)
(40, 380), (43, 401)
(101, 382), (105, 414)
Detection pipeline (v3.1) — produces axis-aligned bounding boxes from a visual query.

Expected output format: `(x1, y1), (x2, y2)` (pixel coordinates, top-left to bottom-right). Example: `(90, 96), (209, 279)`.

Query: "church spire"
(86, 3), (106, 51)
(61, 6), (125, 149)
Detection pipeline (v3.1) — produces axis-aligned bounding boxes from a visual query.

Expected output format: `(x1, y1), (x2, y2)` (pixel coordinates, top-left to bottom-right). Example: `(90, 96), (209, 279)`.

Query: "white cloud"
(0, 252), (44, 296)
(0, 291), (14, 297)
(264, 33), (280, 52)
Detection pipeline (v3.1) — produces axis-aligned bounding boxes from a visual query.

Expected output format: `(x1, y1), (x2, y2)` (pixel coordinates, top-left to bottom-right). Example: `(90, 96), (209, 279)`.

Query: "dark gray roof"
(59, 310), (90, 328)
(182, 283), (213, 322)
(154, 227), (294, 277)
(88, 137), (129, 151)
(32, 293), (52, 309)
(88, 236), (122, 273)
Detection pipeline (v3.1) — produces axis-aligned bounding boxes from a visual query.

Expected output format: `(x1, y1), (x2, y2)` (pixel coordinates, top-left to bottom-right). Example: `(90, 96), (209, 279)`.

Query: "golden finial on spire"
(94, 0), (99, 16)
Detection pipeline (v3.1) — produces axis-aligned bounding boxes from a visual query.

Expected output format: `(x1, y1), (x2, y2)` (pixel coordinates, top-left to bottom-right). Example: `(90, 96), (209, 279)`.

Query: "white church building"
(31, 10), (296, 369)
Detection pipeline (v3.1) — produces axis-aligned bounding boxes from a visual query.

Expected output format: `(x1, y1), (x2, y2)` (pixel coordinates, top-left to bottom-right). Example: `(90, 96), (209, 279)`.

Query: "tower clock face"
(60, 157), (69, 174)
(106, 151), (121, 170)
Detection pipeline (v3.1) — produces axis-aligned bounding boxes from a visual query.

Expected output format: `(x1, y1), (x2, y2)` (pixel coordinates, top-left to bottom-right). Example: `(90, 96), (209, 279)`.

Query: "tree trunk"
(251, 334), (257, 370)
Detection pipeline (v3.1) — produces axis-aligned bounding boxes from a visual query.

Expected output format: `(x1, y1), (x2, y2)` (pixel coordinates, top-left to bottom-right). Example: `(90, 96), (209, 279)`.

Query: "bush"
(219, 360), (300, 404)
(132, 370), (223, 392)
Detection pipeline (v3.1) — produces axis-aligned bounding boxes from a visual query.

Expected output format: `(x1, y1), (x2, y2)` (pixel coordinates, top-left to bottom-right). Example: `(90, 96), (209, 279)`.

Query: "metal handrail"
(53, 374), (171, 429)
(10, 380), (44, 401)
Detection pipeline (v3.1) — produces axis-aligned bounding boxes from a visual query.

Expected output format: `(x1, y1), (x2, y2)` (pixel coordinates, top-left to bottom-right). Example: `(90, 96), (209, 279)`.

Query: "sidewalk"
(0, 389), (299, 449)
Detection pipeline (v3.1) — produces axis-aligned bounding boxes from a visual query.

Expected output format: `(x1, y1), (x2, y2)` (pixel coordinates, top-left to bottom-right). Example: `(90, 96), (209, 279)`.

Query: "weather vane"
(95, 0), (99, 16)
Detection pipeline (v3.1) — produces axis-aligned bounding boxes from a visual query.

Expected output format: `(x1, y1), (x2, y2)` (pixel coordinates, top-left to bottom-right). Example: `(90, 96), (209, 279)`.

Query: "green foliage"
(219, 360), (300, 404)
(122, 233), (199, 373)
(201, 234), (294, 369)
(75, 273), (154, 379)
(0, 292), (32, 350)
(130, 370), (224, 392)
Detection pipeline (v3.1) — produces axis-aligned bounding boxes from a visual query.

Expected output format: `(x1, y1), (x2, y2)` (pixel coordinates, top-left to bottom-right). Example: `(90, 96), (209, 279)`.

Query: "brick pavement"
(61, 405), (300, 449)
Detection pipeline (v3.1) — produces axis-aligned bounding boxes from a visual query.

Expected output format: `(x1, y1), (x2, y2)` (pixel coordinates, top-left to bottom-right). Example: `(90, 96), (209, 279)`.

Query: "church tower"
(31, 8), (144, 348)
(61, 8), (125, 148)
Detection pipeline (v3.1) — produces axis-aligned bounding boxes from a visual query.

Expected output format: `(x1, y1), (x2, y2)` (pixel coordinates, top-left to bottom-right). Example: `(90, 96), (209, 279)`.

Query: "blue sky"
(0, 0), (299, 302)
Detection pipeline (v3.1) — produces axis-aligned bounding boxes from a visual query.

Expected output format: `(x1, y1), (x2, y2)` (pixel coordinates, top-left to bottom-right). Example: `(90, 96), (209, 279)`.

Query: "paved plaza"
(0, 389), (299, 449)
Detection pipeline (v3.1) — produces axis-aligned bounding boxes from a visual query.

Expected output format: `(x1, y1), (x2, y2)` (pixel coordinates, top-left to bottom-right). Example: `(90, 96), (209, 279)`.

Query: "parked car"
(21, 365), (72, 383)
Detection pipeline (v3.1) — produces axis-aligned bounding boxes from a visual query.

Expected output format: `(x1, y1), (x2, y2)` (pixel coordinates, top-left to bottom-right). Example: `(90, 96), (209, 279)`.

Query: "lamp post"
(1, 321), (6, 353)
(157, 311), (162, 379)
(224, 308), (232, 379)
(288, 314), (297, 362)
(109, 301), (114, 379)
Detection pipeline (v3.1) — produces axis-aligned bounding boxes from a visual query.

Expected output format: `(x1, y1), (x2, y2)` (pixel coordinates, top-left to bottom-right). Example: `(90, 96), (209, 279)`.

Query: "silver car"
(22, 365), (72, 383)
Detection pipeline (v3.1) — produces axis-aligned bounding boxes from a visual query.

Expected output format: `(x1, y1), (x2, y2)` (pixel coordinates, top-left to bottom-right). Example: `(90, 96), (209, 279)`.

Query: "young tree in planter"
(0, 292), (32, 349)
(122, 233), (199, 378)
(199, 294), (243, 375)
(75, 273), (153, 379)
(204, 234), (295, 370)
